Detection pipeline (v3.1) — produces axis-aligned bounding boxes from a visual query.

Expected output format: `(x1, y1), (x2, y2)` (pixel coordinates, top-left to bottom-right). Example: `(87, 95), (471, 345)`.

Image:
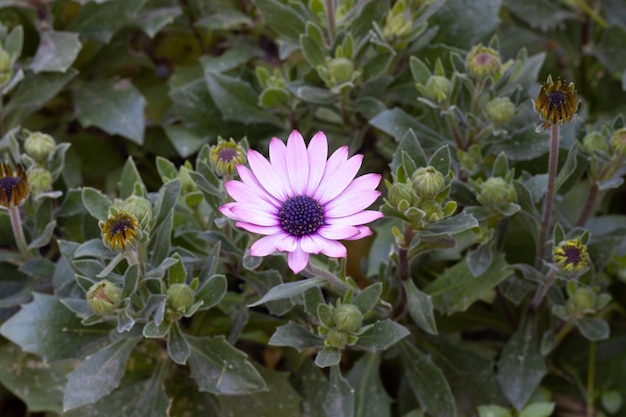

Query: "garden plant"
(1, 1), (626, 417)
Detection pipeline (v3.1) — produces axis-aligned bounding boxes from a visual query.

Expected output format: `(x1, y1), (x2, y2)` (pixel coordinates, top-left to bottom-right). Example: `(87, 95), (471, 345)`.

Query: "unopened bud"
(610, 128), (626, 156)
(167, 283), (195, 313)
(24, 132), (56, 162)
(582, 131), (608, 154)
(572, 287), (596, 311)
(87, 280), (122, 316)
(209, 138), (246, 177)
(178, 166), (196, 194)
(477, 177), (514, 209)
(485, 97), (515, 124)
(327, 57), (355, 86)
(388, 182), (414, 207)
(412, 166), (445, 198)
(466, 44), (501, 79)
(424, 75), (451, 103)
(0, 46), (11, 86)
(324, 327), (349, 349)
(333, 304), (363, 333)
(120, 195), (152, 224)
(27, 167), (53, 195)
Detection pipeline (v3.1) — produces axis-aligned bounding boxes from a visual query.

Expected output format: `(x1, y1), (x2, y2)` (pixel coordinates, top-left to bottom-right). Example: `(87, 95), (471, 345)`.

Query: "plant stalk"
(586, 341), (596, 417)
(536, 124), (560, 268)
(303, 262), (353, 294)
(9, 206), (31, 261)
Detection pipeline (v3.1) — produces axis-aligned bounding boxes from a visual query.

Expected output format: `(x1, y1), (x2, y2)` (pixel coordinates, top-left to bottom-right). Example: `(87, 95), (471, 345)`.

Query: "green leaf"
(187, 336), (267, 395)
(554, 142), (580, 192)
(73, 79), (146, 144)
(269, 322), (324, 351)
(0, 343), (73, 414)
(354, 320), (410, 353)
(419, 211), (479, 238)
(352, 282), (382, 314)
(64, 363), (172, 417)
(153, 178), (181, 228)
(428, 145), (451, 175)
(196, 274), (227, 311)
(248, 277), (326, 307)
(137, 6), (182, 38)
(30, 30), (82, 73)
(196, 7), (252, 30)
(167, 321), (191, 365)
(576, 317), (610, 341)
(118, 157), (146, 198)
(255, 0), (307, 41)
(391, 129), (427, 173)
(398, 340), (457, 417)
(315, 347), (342, 368)
(424, 254), (513, 315)
(404, 280), (437, 335)
(496, 319), (547, 410)
(27, 220), (57, 250)
(82, 187), (112, 221)
(431, 0), (502, 48)
(0, 293), (111, 362)
(347, 353), (391, 417)
(324, 365), (354, 417)
(204, 70), (282, 126)
(69, 0), (148, 43)
(466, 242), (494, 277)
(292, 359), (328, 417)
(164, 125), (207, 158)
(478, 405), (513, 417)
(3, 69), (78, 129)
(370, 108), (444, 148)
(518, 402), (555, 417)
(63, 336), (141, 410)
(219, 366), (302, 417)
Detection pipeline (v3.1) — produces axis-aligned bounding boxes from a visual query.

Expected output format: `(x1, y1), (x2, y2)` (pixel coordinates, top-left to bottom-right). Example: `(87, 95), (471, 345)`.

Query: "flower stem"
(303, 262), (354, 294)
(324, 0), (335, 41)
(586, 341), (596, 417)
(536, 124), (560, 268)
(576, 182), (598, 227)
(9, 206), (31, 261)
(530, 268), (557, 311)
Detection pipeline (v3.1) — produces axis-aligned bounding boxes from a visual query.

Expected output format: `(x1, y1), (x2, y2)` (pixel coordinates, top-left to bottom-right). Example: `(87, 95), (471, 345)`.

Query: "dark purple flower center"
(0, 176), (20, 203)
(279, 195), (325, 237)
(548, 90), (566, 108)
(562, 245), (582, 266)
(218, 148), (238, 161)
(109, 217), (135, 238)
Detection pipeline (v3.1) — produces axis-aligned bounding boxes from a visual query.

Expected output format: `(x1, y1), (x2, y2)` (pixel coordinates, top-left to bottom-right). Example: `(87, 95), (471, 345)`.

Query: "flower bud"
(572, 287), (596, 311)
(333, 304), (363, 333)
(24, 132), (56, 163)
(387, 181), (414, 207)
(27, 167), (53, 195)
(424, 75), (451, 103)
(324, 327), (349, 349)
(120, 195), (152, 224)
(553, 239), (589, 273)
(601, 390), (623, 415)
(0, 46), (11, 87)
(178, 165), (197, 194)
(610, 128), (626, 156)
(87, 280), (122, 316)
(412, 166), (445, 198)
(167, 283), (195, 313)
(209, 137), (246, 177)
(326, 57), (355, 86)
(485, 97), (515, 124)
(477, 177), (514, 209)
(582, 131), (608, 154)
(420, 199), (444, 222)
(99, 210), (140, 252)
(466, 44), (501, 79)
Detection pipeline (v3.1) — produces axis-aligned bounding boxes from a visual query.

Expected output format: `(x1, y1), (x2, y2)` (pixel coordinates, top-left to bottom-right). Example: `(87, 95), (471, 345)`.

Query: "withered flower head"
(533, 75), (579, 131)
(0, 163), (29, 207)
(99, 210), (140, 252)
(553, 238), (589, 273)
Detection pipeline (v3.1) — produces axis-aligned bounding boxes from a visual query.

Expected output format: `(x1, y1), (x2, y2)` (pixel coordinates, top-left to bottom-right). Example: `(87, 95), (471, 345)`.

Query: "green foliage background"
(0, 0), (626, 417)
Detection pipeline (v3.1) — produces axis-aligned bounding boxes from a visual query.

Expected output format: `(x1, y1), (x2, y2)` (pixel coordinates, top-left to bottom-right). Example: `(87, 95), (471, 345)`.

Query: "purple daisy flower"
(220, 130), (383, 274)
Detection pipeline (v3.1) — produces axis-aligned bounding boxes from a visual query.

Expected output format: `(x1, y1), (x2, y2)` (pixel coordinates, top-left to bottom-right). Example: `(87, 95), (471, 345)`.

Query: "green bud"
(27, 167), (53, 195)
(120, 195), (152, 224)
(24, 132), (56, 162)
(167, 283), (195, 313)
(466, 44), (501, 79)
(582, 131), (609, 153)
(412, 166), (446, 198)
(572, 287), (596, 311)
(420, 199), (444, 222)
(0, 46), (11, 86)
(485, 97), (515, 124)
(87, 280), (122, 316)
(387, 181), (414, 207)
(610, 128), (626, 156)
(424, 75), (451, 103)
(477, 177), (514, 209)
(333, 304), (363, 333)
(326, 57), (355, 86)
(178, 166), (196, 194)
(601, 390), (623, 415)
(324, 327), (349, 349)
(210, 137), (247, 177)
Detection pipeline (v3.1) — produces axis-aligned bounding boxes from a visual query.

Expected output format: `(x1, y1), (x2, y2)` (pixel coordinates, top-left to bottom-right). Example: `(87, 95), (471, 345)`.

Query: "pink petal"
(286, 130), (309, 195)
(225, 181), (279, 209)
(275, 235), (297, 252)
(230, 205), (278, 226)
(315, 154), (364, 203)
(333, 173), (381, 195)
(219, 203), (241, 221)
(251, 233), (287, 256)
(343, 225), (373, 240)
(304, 131), (328, 195)
(317, 225), (360, 240)
(319, 238), (347, 258)
(268, 138), (291, 192)
(325, 190), (380, 217)
(235, 222), (282, 235)
(248, 149), (288, 200)
(287, 245), (309, 274)
(326, 210), (384, 226)
(310, 146), (348, 196)
(300, 235), (323, 254)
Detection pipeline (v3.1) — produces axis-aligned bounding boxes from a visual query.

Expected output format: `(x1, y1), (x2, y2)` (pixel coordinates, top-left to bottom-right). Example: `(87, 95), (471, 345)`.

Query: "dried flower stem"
(8, 206), (31, 261)
(536, 124), (560, 268)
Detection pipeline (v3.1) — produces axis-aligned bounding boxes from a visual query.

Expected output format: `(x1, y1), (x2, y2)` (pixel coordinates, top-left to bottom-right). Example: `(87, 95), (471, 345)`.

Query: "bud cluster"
(553, 281), (611, 321)
(317, 300), (365, 350)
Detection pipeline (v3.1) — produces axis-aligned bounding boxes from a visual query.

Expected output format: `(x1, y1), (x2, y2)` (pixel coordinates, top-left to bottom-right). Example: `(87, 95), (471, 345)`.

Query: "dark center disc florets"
(218, 148), (238, 161)
(0, 177), (20, 202)
(279, 195), (325, 237)
(562, 245), (583, 267)
(109, 217), (134, 239)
